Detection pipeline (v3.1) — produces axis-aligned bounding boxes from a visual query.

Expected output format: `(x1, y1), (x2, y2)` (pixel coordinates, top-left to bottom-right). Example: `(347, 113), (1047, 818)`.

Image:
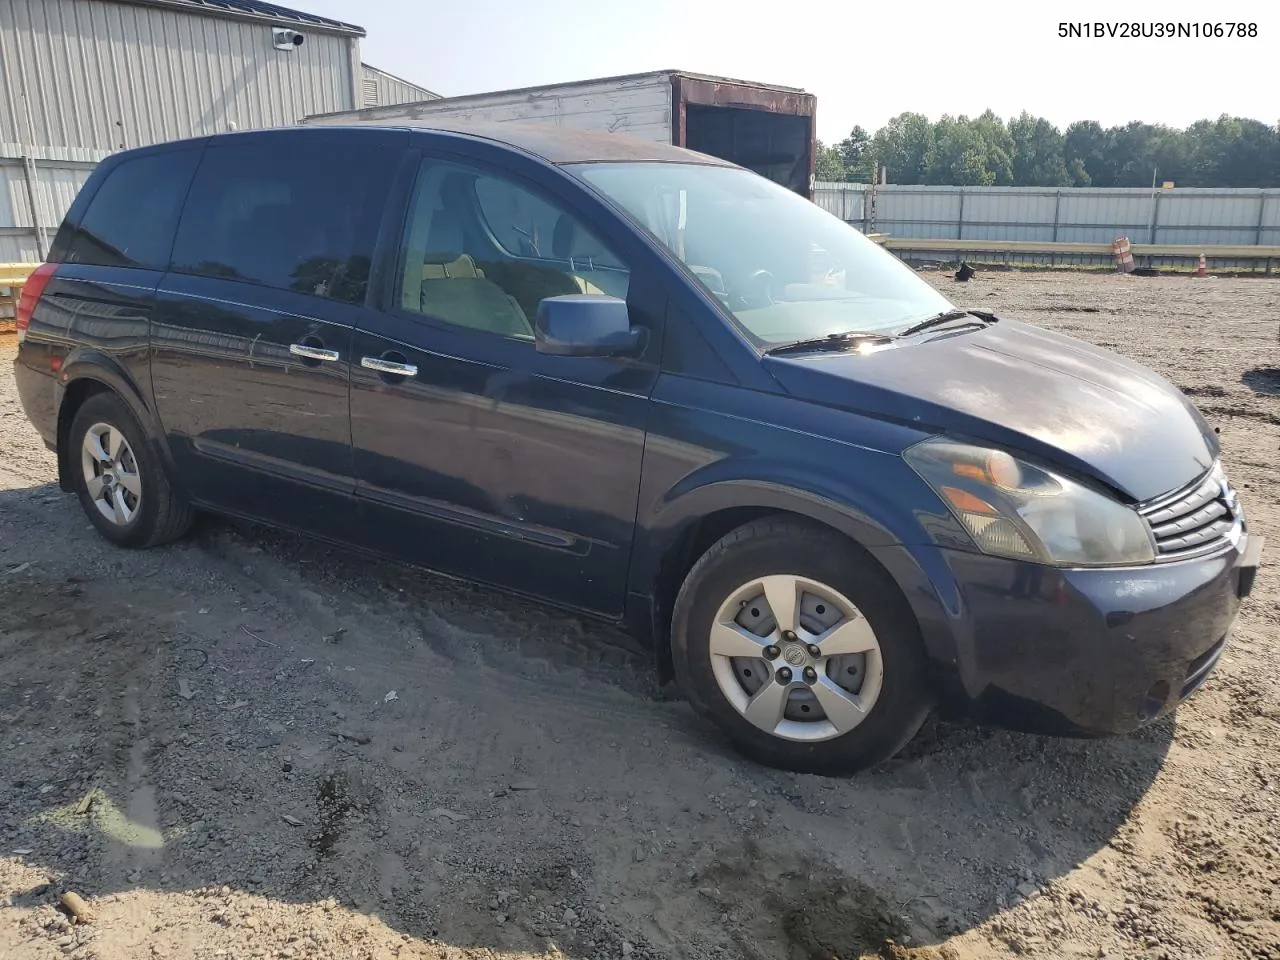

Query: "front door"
(350, 151), (665, 616)
(151, 129), (403, 535)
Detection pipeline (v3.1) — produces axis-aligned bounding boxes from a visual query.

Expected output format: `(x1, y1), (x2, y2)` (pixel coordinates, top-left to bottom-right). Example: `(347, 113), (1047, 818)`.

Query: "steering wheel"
(736, 270), (776, 309)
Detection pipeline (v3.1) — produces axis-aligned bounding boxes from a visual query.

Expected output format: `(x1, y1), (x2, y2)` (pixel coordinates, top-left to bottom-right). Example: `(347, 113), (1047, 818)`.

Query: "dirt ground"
(1, 271), (1278, 960)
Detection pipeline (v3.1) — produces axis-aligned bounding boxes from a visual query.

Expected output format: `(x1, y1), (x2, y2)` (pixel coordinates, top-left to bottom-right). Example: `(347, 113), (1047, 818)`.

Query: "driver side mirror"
(534, 295), (645, 358)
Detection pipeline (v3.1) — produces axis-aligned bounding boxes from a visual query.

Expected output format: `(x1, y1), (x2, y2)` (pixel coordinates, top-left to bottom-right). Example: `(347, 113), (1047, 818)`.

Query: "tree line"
(817, 112), (1280, 188)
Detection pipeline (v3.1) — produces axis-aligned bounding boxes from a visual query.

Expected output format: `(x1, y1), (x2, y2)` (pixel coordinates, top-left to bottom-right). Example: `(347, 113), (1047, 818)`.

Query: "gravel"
(1, 270), (1277, 960)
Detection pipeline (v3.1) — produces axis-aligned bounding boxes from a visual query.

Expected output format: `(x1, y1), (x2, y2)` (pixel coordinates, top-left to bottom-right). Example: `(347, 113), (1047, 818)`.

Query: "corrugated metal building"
(0, 0), (434, 261)
(360, 63), (439, 109)
(1, 0), (367, 162)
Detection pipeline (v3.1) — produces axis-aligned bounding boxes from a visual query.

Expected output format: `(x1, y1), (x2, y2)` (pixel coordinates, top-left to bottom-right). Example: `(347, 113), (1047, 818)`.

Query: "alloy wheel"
(80, 422), (142, 526)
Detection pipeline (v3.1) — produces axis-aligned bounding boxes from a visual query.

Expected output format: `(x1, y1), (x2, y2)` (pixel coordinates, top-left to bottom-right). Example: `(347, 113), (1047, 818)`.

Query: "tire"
(671, 517), (932, 776)
(68, 392), (193, 548)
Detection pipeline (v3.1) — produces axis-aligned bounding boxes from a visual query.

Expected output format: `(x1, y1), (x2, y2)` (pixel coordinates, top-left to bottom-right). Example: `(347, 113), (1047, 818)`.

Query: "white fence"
(814, 182), (1280, 246)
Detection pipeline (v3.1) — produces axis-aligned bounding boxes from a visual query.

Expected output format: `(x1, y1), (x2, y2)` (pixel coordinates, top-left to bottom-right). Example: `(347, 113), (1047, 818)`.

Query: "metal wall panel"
(1262, 196), (1280, 227)
(1, 157), (96, 260)
(960, 189), (1057, 242)
(361, 64), (438, 108)
(1159, 192), (1257, 227)
(0, 164), (33, 231)
(815, 182), (1280, 247)
(1, 0), (359, 161)
(0, 236), (39, 265)
(1260, 195), (1280, 246)
(812, 182), (868, 223)
(876, 186), (962, 241)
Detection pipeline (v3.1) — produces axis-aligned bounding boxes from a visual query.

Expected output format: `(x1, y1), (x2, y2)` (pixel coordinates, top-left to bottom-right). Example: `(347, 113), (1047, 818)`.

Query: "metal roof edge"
(669, 71), (809, 95)
(360, 62), (442, 99)
(303, 69), (810, 121)
(106, 0), (366, 37)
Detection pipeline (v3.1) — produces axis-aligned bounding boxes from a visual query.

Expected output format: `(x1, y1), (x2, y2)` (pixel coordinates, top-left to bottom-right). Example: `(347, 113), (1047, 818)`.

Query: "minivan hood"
(763, 319), (1218, 503)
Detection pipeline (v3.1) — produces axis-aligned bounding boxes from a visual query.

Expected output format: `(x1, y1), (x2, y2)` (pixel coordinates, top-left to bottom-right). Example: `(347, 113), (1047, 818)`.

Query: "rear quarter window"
(169, 138), (397, 305)
(64, 149), (201, 270)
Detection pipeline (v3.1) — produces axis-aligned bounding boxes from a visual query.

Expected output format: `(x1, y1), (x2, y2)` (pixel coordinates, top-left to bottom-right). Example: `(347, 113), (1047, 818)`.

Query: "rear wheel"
(69, 393), (193, 548)
(671, 517), (931, 775)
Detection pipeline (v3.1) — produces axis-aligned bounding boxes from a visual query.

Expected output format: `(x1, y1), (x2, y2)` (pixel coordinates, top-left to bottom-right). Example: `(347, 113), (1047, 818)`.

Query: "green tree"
(971, 110), (1016, 184)
(1107, 122), (1169, 186)
(1064, 121), (1111, 185)
(1185, 115), (1280, 186)
(927, 113), (1013, 186)
(1183, 118), (1222, 185)
(1008, 112), (1070, 186)
(1150, 128), (1190, 185)
(1217, 117), (1280, 186)
(858, 112), (1280, 187)
(837, 125), (875, 181)
(814, 140), (847, 181)
(870, 113), (935, 184)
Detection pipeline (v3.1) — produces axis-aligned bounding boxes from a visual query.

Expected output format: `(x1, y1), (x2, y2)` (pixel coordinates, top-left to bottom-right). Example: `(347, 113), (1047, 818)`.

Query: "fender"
(628, 456), (973, 671)
(54, 348), (177, 490)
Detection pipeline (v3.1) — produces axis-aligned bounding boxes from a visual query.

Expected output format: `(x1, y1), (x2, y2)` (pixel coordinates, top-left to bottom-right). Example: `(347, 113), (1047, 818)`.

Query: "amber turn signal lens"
(939, 486), (998, 515)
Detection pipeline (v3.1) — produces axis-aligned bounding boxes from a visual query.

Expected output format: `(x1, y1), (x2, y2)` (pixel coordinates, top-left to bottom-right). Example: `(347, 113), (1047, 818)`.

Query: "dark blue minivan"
(13, 122), (1264, 774)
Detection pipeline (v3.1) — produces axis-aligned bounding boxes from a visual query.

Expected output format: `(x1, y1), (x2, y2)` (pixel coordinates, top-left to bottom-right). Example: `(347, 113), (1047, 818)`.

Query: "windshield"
(566, 162), (956, 346)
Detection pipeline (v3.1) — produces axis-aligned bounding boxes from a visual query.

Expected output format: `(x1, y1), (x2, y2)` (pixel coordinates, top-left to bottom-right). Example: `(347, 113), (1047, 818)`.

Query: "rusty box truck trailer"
(301, 70), (818, 199)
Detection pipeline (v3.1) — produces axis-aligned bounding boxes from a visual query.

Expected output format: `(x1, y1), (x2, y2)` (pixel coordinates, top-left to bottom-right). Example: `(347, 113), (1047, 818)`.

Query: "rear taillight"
(15, 262), (57, 344)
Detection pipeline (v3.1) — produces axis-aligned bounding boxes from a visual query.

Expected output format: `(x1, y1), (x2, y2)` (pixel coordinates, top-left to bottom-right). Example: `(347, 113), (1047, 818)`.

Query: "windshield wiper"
(896, 309), (986, 338)
(762, 331), (890, 357)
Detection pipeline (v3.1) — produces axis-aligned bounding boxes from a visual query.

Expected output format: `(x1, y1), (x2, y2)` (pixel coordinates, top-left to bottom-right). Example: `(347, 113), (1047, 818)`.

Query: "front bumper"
(927, 534), (1263, 736)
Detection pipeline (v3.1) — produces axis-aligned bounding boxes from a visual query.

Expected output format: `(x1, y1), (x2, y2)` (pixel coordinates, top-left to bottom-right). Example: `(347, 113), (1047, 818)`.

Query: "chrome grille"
(1139, 464), (1241, 560)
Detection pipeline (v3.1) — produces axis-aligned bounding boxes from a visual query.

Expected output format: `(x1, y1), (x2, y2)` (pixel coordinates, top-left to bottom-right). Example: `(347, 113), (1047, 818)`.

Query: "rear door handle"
(361, 356), (418, 378)
(289, 343), (340, 362)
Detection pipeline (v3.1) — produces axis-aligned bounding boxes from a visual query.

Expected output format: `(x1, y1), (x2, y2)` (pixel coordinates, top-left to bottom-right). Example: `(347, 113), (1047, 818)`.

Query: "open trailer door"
(671, 74), (817, 199)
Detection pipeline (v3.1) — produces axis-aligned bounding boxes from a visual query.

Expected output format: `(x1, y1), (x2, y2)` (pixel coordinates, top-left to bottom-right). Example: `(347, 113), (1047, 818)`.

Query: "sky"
(293, 0), (1273, 143)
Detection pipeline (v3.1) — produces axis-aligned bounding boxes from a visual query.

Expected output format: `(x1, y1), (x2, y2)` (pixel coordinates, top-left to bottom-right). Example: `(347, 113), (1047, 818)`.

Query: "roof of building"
(120, 0), (365, 37)
(361, 63), (442, 99)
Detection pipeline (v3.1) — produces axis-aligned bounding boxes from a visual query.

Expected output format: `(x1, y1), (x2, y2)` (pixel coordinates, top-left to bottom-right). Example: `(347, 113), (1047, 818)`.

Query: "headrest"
(421, 253), (484, 279)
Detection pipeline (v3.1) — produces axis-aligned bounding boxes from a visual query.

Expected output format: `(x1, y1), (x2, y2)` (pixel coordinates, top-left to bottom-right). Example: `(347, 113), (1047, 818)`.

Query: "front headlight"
(904, 438), (1155, 567)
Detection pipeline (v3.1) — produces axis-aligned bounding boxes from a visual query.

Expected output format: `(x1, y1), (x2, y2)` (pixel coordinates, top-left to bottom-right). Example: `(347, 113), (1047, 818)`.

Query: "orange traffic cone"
(1197, 254), (1206, 277)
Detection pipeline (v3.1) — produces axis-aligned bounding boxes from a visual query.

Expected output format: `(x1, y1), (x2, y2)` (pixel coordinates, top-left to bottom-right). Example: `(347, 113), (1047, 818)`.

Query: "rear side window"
(170, 139), (396, 305)
(64, 150), (200, 270)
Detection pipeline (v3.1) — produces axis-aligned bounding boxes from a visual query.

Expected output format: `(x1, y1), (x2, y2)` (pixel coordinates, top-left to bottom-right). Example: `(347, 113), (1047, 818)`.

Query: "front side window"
(170, 140), (395, 305)
(398, 158), (630, 338)
(65, 149), (200, 270)
(567, 162), (956, 346)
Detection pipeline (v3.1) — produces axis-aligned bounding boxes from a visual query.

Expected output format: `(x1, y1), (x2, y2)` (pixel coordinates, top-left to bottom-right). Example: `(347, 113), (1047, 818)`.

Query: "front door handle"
(361, 356), (418, 378)
(289, 342), (340, 362)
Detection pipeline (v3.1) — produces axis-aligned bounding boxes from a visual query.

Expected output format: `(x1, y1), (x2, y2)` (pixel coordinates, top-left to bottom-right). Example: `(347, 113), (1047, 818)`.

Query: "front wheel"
(671, 518), (931, 775)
